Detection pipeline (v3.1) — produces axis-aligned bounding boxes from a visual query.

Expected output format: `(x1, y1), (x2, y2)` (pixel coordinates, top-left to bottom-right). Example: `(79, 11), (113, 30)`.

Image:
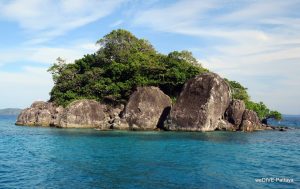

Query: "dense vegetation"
(48, 29), (208, 106)
(48, 29), (281, 121)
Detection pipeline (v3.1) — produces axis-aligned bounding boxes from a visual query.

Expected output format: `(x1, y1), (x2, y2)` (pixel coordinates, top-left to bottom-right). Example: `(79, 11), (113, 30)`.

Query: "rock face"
(16, 101), (58, 126)
(240, 110), (262, 132)
(59, 100), (110, 129)
(165, 73), (231, 131)
(16, 100), (114, 129)
(107, 104), (129, 130)
(16, 75), (269, 133)
(216, 119), (236, 131)
(122, 86), (172, 130)
(225, 99), (245, 128)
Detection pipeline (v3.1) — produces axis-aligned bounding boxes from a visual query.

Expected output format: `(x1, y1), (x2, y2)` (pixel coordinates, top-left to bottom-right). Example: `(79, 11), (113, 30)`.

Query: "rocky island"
(16, 29), (282, 132)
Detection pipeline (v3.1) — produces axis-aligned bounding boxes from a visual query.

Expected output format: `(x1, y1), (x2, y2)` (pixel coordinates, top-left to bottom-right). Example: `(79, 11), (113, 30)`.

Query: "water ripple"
(0, 115), (299, 189)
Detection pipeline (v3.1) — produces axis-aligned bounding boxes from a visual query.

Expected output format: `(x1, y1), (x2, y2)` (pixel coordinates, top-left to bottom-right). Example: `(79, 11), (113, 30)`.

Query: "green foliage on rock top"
(225, 79), (282, 120)
(48, 29), (208, 107)
(225, 79), (250, 102)
(245, 101), (282, 120)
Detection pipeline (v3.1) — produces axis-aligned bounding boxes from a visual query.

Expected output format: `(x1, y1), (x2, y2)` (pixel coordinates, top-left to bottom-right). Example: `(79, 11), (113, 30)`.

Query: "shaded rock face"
(122, 86), (172, 130)
(240, 110), (262, 132)
(107, 104), (129, 130)
(59, 100), (110, 129)
(16, 101), (58, 126)
(225, 100), (245, 128)
(165, 73), (231, 131)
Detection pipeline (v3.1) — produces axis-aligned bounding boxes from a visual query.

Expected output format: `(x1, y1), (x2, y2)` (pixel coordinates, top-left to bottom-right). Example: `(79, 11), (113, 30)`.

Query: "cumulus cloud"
(0, 0), (117, 108)
(0, 0), (126, 43)
(0, 42), (98, 65)
(133, 0), (300, 114)
(0, 40), (99, 109)
(0, 67), (53, 109)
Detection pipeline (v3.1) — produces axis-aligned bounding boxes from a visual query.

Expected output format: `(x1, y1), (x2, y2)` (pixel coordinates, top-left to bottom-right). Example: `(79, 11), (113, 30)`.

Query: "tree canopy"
(48, 29), (207, 107)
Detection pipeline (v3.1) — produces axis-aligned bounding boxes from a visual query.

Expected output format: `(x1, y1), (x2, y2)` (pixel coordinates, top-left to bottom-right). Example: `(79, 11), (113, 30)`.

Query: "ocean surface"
(0, 115), (299, 189)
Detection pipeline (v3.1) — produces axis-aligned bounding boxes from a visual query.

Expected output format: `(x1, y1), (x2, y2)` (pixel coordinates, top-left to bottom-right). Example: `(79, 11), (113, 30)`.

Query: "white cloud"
(133, 0), (300, 114)
(0, 0), (124, 109)
(0, 42), (98, 65)
(0, 41), (99, 109)
(0, 67), (53, 109)
(134, 0), (215, 31)
(110, 20), (124, 28)
(0, 0), (126, 43)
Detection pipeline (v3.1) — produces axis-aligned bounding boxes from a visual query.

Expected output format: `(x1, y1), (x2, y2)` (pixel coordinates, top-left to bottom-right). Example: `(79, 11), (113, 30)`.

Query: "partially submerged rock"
(122, 86), (171, 130)
(240, 110), (262, 132)
(16, 101), (59, 127)
(165, 73), (231, 131)
(16, 100), (113, 129)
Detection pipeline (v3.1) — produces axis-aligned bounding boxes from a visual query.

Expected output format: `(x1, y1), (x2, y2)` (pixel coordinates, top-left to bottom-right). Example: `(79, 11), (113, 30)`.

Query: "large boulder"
(225, 99), (245, 128)
(16, 100), (124, 129)
(59, 100), (110, 129)
(16, 101), (58, 126)
(122, 86), (172, 130)
(165, 73), (231, 131)
(240, 110), (262, 132)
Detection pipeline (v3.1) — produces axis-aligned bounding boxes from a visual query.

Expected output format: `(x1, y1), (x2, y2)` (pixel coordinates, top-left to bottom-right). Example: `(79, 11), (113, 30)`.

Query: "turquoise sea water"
(0, 115), (299, 189)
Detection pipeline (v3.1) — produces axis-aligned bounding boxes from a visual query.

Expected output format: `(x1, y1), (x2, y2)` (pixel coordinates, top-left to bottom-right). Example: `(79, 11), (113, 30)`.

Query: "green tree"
(48, 29), (207, 106)
(168, 51), (203, 68)
(225, 79), (250, 102)
(245, 101), (282, 121)
(96, 29), (155, 64)
(47, 57), (67, 84)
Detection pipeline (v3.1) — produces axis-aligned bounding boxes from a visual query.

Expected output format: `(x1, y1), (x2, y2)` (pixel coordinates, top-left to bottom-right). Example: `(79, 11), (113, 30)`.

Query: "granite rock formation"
(16, 100), (115, 129)
(16, 74), (272, 132)
(16, 101), (59, 126)
(59, 100), (110, 129)
(225, 99), (246, 128)
(122, 86), (172, 130)
(165, 73), (231, 131)
(240, 109), (262, 132)
(216, 119), (236, 131)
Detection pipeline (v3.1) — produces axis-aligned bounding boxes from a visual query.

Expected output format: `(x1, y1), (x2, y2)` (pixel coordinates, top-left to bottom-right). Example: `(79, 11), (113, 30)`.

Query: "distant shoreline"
(0, 108), (22, 116)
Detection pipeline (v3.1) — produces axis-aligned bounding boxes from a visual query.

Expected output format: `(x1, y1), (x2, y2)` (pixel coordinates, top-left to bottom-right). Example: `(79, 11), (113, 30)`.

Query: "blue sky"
(0, 0), (299, 114)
